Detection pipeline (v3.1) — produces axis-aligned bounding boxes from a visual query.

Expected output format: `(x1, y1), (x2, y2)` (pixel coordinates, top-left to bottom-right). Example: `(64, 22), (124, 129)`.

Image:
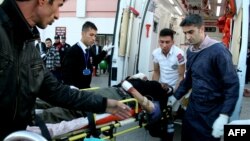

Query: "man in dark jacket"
(35, 37), (47, 61)
(167, 14), (239, 141)
(62, 21), (112, 89)
(0, 0), (131, 139)
(59, 35), (71, 62)
(90, 40), (102, 76)
(53, 35), (63, 51)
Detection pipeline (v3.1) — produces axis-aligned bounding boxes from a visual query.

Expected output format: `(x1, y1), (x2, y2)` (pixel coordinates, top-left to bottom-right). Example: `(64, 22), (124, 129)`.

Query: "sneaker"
(244, 88), (250, 97)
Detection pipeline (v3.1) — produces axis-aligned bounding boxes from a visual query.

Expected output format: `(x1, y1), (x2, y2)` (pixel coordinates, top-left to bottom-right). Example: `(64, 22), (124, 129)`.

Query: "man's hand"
(106, 99), (131, 119)
(212, 114), (229, 138)
(167, 95), (177, 106)
(102, 45), (114, 52)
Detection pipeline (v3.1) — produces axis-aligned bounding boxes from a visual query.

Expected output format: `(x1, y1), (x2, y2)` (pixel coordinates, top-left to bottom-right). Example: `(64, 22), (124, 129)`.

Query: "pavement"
(91, 73), (250, 141)
(240, 83), (250, 119)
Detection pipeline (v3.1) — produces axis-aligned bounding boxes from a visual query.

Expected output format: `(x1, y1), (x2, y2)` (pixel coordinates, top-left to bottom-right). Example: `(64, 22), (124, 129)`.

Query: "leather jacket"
(0, 0), (106, 138)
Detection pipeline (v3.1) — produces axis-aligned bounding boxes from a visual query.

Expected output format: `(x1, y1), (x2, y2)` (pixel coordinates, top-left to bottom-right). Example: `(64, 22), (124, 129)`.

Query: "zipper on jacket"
(12, 97), (18, 121)
(12, 56), (19, 121)
(12, 44), (22, 121)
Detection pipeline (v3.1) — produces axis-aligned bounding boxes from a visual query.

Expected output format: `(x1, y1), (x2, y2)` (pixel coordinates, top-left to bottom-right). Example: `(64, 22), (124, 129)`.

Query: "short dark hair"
(82, 21), (97, 32)
(45, 38), (52, 42)
(159, 28), (175, 39)
(54, 35), (60, 39)
(180, 14), (204, 28)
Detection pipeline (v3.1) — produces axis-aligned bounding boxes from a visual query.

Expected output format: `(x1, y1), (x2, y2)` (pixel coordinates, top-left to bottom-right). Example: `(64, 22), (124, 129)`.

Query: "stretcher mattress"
(27, 109), (138, 137)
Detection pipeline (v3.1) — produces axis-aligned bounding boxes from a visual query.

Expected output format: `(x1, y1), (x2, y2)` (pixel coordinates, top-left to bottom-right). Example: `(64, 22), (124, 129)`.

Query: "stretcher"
(27, 77), (175, 141)
(27, 97), (173, 141)
(28, 99), (144, 140)
(52, 98), (144, 141)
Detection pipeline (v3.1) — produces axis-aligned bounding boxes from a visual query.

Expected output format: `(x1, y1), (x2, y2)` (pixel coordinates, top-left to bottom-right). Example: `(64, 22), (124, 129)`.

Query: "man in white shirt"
(152, 28), (186, 111)
(152, 28), (186, 89)
(103, 39), (112, 73)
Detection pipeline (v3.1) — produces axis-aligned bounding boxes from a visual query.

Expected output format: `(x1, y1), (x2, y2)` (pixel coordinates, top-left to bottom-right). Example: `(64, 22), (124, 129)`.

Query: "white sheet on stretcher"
(26, 113), (111, 137)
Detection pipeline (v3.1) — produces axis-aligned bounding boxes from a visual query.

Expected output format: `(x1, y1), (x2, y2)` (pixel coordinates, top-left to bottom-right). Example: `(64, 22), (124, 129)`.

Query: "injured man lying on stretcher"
(28, 73), (174, 138)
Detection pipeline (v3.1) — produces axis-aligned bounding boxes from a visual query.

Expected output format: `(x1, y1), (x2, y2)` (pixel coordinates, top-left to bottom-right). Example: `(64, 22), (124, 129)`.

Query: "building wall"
(59, 0), (77, 17)
(40, 0), (118, 45)
(39, 18), (115, 46)
(86, 0), (118, 17)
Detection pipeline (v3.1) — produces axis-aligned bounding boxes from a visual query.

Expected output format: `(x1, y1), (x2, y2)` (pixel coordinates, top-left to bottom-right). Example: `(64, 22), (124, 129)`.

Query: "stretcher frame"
(52, 98), (151, 141)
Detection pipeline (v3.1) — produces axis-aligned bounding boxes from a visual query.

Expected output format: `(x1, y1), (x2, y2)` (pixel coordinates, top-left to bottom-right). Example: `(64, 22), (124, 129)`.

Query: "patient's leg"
(37, 107), (86, 123)
(36, 98), (54, 109)
(36, 98), (86, 123)
(35, 87), (130, 123)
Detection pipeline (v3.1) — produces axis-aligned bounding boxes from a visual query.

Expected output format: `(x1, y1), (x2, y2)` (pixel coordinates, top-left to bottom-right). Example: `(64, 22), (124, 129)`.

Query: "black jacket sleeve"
(92, 50), (107, 66)
(38, 69), (107, 113)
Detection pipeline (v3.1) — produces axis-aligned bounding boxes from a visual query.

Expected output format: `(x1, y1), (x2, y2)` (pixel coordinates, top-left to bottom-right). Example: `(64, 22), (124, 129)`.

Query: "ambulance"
(110, 0), (249, 122)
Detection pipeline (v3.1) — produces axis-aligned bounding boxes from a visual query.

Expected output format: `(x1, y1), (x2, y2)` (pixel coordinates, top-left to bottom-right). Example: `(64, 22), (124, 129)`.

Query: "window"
(205, 27), (217, 32)
(96, 34), (113, 46)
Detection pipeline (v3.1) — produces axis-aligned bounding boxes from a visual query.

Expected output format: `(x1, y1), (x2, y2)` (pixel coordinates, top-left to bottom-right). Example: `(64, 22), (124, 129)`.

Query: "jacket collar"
(1, 0), (40, 44)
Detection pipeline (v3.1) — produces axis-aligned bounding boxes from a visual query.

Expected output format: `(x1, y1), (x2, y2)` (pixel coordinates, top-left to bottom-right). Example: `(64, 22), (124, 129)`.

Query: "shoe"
(244, 88), (250, 97)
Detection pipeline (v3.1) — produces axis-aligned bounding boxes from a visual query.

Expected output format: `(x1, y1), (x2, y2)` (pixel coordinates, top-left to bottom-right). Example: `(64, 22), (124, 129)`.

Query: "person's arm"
(92, 50), (107, 65)
(152, 63), (160, 81)
(122, 81), (155, 113)
(92, 45), (114, 65)
(174, 63), (185, 91)
(211, 45), (239, 138)
(212, 45), (239, 114)
(105, 99), (132, 119)
(171, 49), (188, 100)
(38, 70), (131, 119)
(173, 71), (192, 100)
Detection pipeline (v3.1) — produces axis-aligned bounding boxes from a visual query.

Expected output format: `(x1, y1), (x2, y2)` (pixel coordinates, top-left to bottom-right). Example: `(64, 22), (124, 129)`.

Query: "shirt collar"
(77, 40), (88, 53)
(161, 45), (174, 57)
(190, 35), (219, 52)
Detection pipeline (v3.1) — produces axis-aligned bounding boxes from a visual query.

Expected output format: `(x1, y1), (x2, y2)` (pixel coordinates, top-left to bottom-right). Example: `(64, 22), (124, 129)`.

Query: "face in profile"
(35, 0), (64, 29)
